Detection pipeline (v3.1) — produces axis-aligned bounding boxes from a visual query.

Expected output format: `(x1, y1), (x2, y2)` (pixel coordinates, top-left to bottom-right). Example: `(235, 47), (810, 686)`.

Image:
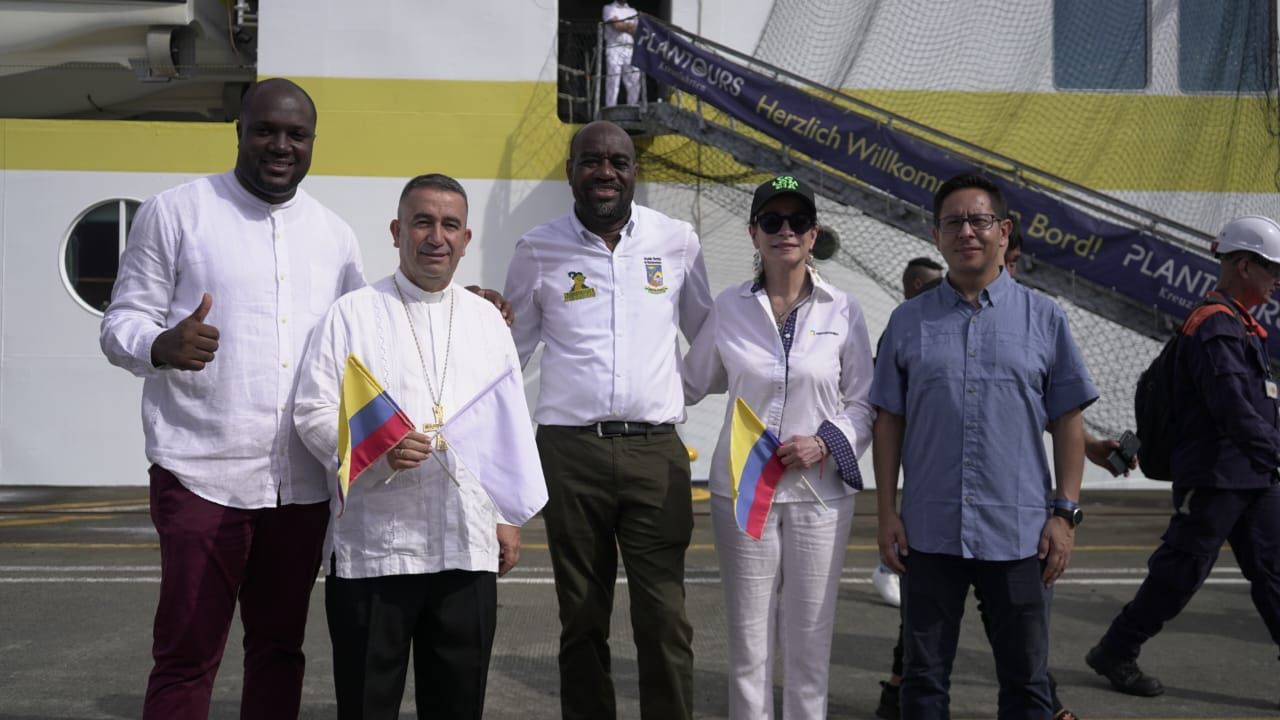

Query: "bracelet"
(813, 435), (828, 457)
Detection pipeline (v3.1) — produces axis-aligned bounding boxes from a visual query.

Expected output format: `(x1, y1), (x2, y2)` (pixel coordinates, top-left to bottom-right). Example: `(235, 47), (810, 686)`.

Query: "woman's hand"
(777, 435), (827, 469)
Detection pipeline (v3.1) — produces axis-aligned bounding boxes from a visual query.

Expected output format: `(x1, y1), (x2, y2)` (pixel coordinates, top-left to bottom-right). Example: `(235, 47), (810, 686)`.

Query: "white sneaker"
(872, 564), (901, 608)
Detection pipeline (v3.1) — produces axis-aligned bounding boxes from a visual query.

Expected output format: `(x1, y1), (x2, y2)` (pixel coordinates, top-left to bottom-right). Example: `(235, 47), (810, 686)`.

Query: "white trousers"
(711, 493), (856, 720)
(604, 48), (641, 106)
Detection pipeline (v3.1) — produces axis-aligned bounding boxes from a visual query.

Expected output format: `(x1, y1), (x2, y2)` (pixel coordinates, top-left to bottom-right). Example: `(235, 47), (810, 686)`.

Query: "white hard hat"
(1212, 215), (1280, 263)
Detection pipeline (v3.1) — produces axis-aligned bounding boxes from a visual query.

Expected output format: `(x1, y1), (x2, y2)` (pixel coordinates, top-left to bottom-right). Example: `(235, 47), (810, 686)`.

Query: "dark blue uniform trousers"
(1100, 483), (1280, 660)
(900, 551), (1053, 719)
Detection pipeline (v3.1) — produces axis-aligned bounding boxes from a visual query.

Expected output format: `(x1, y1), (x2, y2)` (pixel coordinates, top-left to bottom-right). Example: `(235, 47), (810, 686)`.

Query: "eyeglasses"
(755, 212), (815, 234)
(938, 213), (1002, 234)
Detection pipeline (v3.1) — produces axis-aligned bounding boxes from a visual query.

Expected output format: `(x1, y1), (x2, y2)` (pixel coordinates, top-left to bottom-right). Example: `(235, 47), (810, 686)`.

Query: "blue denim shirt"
(871, 271), (1098, 560)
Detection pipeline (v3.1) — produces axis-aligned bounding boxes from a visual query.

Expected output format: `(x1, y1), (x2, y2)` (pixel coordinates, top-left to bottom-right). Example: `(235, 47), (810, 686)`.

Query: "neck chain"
(394, 278), (455, 450)
(769, 281), (813, 332)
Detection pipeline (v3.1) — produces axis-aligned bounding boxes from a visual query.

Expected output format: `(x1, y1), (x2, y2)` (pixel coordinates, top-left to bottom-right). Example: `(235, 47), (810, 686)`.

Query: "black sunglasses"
(754, 212), (815, 234)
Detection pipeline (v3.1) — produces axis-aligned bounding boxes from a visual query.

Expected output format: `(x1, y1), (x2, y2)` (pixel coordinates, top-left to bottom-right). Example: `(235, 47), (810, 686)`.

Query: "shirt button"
(971, 317), (978, 323)
(279, 274), (286, 281)
(965, 495), (974, 504)
(282, 361), (290, 369)
(281, 317), (288, 324)
(967, 385), (976, 393)
(966, 422), (976, 430)
(963, 458), (973, 467)
(968, 350), (976, 357)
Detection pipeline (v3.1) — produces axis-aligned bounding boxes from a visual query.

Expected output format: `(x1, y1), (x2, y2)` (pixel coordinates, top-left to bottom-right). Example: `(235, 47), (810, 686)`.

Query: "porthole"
(62, 199), (140, 315)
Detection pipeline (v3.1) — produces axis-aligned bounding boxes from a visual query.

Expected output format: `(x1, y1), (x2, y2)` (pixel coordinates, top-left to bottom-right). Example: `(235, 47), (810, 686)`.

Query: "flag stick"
(798, 473), (830, 510)
(431, 434), (461, 486)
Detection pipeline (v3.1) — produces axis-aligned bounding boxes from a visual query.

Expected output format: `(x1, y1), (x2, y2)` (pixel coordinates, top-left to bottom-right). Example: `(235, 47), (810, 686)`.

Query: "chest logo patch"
(644, 256), (669, 294)
(564, 271), (597, 302)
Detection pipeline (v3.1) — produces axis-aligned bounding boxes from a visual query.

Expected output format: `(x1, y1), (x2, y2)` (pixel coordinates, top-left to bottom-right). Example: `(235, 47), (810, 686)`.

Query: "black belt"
(568, 421), (676, 438)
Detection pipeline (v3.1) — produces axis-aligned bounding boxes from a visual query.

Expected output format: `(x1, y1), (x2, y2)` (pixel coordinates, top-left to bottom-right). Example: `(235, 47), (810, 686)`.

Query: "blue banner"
(632, 17), (1280, 349)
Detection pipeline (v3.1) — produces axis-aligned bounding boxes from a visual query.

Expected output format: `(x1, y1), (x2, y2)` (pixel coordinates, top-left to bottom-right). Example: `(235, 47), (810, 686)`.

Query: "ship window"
(1179, 0), (1274, 93)
(62, 199), (140, 315)
(1053, 0), (1148, 90)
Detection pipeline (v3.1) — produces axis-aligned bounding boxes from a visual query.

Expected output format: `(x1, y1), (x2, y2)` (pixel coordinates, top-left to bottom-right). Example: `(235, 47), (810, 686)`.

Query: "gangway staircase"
(591, 17), (1216, 347)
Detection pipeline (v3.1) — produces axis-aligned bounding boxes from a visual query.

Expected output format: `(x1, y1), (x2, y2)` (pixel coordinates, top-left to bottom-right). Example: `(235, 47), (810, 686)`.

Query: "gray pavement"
(0, 486), (1276, 719)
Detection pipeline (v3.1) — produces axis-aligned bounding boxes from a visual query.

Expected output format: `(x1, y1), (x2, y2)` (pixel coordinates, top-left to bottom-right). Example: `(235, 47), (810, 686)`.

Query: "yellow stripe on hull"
(4, 78), (1275, 194)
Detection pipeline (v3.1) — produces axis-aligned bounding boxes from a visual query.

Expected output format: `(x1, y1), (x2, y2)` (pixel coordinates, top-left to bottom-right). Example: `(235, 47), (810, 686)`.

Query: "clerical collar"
(393, 270), (450, 304)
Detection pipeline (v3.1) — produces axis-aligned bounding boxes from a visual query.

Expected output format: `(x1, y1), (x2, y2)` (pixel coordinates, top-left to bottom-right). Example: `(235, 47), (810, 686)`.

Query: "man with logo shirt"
(100, 78), (365, 719)
(871, 173), (1097, 718)
(504, 120), (712, 720)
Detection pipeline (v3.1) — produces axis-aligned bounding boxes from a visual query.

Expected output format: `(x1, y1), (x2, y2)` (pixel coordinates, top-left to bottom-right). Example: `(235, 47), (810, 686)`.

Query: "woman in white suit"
(684, 175), (875, 719)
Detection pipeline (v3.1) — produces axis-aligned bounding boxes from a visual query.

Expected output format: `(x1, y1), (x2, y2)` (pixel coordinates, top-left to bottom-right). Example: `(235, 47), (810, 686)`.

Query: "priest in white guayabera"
(293, 173), (546, 720)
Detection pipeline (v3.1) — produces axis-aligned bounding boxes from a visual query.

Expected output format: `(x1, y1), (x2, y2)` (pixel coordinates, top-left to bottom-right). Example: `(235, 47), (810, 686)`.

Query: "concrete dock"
(0, 487), (1274, 719)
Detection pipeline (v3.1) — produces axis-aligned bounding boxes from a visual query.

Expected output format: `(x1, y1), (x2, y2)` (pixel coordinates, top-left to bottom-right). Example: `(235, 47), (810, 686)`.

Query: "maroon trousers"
(144, 465), (329, 720)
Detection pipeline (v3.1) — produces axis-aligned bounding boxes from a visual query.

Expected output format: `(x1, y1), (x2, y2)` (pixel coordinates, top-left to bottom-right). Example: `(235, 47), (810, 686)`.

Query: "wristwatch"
(1052, 498), (1083, 528)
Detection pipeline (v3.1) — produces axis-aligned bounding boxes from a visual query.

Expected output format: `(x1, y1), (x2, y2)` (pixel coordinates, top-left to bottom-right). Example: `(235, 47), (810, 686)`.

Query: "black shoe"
(1085, 644), (1164, 697)
(875, 680), (900, 720)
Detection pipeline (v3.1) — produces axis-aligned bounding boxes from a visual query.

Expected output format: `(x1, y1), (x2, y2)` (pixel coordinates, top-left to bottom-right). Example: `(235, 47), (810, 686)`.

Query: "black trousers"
(1100, 483), (1280, 659)
(901, 552), (1053, 720)
(326, 570), (497, 720)
(536, 425), (695, 720)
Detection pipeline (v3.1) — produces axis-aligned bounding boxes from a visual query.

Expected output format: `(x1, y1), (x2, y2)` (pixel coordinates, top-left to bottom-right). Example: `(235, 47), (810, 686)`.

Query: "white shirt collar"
(569, 202), (637, 247)
(224, 169), (302, 212)
(393, 269), (451, 303)
(743, 267), (834, 300)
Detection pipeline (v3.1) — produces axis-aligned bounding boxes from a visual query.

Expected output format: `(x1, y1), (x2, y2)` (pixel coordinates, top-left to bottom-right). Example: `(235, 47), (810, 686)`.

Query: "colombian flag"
(728, 397), (786, 540)
(336, 353), (414, 512)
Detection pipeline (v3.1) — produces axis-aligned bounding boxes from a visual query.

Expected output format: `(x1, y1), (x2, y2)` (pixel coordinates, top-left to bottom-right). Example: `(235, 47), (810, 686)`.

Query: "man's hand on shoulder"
(467, 286), (514, 327)
(496, 524), (521, 577)
(151, 293), (220, 370)
(1038, 516), (1075, 587)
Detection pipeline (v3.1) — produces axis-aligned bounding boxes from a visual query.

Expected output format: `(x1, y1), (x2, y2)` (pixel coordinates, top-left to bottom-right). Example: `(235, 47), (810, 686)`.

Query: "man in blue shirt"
(1086, 215), (1280, 698)
(872, 174), (1098, 719)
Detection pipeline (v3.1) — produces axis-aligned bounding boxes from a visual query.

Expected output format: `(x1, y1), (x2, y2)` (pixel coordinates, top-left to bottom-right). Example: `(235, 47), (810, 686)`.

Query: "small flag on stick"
(337, 353), (414, 512)
(728, 397), (786, 540)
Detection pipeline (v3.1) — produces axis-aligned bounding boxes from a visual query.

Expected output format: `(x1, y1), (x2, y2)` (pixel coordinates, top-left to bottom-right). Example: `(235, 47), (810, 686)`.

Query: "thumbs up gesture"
(151, 293), (221, 370)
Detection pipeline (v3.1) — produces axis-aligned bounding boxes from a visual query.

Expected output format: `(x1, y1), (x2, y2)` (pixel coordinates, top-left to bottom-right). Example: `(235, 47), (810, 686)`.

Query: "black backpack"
(1134, 297), (1242, 480)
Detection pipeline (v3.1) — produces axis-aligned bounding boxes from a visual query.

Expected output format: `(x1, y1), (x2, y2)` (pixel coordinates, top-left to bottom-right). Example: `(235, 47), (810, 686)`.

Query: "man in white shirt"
(504, 120), (713, 720)
(100, 79), (365, 719)
(294, 174), (534, 719)
(602, 0), (641, 106)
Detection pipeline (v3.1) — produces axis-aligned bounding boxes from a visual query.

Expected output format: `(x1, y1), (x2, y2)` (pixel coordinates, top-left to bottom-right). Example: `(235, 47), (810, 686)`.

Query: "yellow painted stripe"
(0, 542), (158, 550)
(4, 77), (1272, 193)
(2, 77), (574, 181)
(0, 514), (112, 529)
(3, 499), (148, 512)
(0, 535), (1213, 550)
(849, 88), (1277, 193)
